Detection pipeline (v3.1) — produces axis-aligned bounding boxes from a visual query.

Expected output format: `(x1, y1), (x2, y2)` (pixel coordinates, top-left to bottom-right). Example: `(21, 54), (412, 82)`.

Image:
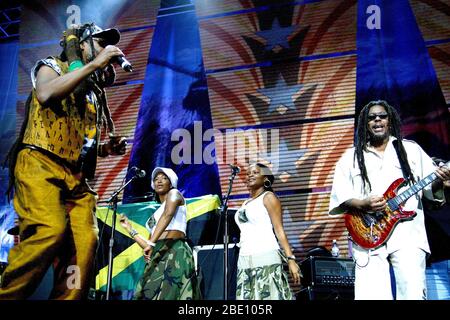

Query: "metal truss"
(0, 6), (21, 40)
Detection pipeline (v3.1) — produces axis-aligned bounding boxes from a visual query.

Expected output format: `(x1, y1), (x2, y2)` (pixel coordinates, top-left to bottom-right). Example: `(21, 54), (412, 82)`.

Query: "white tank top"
(145, 201), (187, 235)
(234, 191), (280, 256)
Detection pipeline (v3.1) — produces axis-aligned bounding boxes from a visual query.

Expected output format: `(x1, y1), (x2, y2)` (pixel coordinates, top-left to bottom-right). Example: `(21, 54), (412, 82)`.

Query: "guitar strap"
(392, 139), (411, 185)
(393, 140), (422, 206)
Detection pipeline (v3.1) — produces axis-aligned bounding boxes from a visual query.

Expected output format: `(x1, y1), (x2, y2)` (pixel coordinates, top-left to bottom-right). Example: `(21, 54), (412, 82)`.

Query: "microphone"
(131, 166), (146, 178)
(432, 157), (448, 165)
(112, 55), (133, 72)
(229, 164), (241, 174)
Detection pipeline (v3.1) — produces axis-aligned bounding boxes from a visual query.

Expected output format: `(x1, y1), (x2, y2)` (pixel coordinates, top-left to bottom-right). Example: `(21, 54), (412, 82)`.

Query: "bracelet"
(287, 255), (296, 261)
(68, 60), (83, 72)
(129, 229), (138, 238)
(146, 240), (156, 247)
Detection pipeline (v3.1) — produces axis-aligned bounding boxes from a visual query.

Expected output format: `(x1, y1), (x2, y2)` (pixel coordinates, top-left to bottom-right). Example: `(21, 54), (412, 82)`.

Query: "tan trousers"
(0, 148), (99, 300)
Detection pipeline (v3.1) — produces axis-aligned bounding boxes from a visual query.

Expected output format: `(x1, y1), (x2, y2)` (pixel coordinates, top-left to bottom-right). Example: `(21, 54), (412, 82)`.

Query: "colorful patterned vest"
(22, 56), (101, 177)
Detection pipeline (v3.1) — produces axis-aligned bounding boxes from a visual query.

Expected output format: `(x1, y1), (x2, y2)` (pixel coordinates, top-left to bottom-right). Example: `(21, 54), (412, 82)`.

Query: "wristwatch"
(287, 255), (296, 261)
(129, 229), (139, 238)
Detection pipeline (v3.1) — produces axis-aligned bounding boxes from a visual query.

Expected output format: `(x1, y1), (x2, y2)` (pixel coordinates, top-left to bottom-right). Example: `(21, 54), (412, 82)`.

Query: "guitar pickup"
(373, 211), (385, 219)
(360, 213), (374, 228)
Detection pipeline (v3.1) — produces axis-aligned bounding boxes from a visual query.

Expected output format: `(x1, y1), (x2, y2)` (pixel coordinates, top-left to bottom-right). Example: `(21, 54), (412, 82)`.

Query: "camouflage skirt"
(133, 238), (201, 300)
(236, 250), (293, 300)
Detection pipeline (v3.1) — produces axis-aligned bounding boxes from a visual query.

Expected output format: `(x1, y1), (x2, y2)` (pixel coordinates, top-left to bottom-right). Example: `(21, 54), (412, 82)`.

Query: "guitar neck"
(394, 172), (438, 204)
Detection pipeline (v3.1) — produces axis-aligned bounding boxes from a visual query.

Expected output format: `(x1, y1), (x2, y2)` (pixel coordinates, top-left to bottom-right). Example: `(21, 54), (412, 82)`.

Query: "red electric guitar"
(345, 161), (450, 250)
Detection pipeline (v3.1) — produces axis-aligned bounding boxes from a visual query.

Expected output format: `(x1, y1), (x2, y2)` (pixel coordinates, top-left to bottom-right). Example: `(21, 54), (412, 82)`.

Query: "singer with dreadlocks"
(328, 100), (450, 300)
(0, 23), (128, 299)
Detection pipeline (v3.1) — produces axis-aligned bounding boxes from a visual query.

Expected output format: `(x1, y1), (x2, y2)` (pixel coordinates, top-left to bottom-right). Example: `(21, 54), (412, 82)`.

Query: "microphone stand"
(219, 168), (239, 300)
(105, 174), (139, 300)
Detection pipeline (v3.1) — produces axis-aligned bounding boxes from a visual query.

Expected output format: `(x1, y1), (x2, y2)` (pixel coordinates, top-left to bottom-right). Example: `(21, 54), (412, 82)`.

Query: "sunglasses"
(368, 113), (388, 121)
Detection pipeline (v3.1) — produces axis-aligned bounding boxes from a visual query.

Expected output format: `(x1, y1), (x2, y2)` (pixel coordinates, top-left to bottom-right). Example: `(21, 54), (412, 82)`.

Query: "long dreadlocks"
(355, 100), (416, 192)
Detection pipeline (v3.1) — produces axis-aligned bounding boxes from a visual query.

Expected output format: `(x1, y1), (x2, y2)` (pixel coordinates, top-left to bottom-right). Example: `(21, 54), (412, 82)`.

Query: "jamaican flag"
(95, 194), (221, 294)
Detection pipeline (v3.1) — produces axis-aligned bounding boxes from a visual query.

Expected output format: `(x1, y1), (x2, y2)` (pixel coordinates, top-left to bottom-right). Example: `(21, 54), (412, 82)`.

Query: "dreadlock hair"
(355, 100), (415, 192)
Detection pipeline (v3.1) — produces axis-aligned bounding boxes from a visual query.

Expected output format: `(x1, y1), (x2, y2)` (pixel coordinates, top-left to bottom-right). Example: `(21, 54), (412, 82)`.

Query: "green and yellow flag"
(95, 194), (221, 293)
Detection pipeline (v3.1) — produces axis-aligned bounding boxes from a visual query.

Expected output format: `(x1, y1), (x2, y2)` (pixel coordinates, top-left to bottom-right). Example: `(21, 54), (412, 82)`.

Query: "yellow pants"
(0, 148), (99, 300)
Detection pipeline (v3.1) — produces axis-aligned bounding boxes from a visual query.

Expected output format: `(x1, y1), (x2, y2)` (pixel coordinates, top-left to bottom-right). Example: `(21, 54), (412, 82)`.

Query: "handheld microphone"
(113, 55), (133, 72)
(432, 157), (448, 165)
(229, 164), (241, 174)
(131, 166), (146, 178)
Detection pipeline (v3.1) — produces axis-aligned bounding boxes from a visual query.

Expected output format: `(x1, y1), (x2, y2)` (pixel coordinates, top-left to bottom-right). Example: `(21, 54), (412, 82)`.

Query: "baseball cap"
(79, 23), (120, 45)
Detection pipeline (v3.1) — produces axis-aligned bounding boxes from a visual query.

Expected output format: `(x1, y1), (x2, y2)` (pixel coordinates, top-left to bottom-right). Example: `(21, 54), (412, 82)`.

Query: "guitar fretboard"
(392, 172), (437, 206)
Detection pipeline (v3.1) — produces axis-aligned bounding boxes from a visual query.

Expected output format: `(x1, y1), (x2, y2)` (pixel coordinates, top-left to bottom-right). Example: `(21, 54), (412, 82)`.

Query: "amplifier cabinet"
(300, 256), (355, 288)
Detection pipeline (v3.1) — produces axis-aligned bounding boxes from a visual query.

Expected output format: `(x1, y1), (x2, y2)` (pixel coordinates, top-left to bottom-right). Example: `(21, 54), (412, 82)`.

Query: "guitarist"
(328, 100), (450, 300)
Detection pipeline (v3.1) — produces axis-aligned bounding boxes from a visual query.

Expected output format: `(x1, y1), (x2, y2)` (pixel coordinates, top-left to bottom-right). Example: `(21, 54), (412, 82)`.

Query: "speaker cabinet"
(298, 256), (355, 300)
(300, 256), (355, 287)
(193, 244), (239, 300)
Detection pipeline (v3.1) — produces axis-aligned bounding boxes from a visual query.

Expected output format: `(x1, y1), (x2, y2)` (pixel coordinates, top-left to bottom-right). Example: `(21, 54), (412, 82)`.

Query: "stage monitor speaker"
(193, 243), (239, 300)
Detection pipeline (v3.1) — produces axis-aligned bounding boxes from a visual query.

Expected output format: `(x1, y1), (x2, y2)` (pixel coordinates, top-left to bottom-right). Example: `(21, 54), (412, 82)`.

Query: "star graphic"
(256, 19), (297, 50)
(257, 76), (303, 114)
(258, 138), (306, 177)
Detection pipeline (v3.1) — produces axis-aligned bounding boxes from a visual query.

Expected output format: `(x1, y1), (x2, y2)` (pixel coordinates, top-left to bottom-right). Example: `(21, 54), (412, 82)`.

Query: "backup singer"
(235, 163), (301, 300)
(119, 167), (200, 300)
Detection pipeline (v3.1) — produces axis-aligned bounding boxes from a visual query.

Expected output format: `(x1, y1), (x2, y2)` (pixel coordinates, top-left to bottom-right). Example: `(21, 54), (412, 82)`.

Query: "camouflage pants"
(133, 238), (201, 300)
(236, 250), (293, 300)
